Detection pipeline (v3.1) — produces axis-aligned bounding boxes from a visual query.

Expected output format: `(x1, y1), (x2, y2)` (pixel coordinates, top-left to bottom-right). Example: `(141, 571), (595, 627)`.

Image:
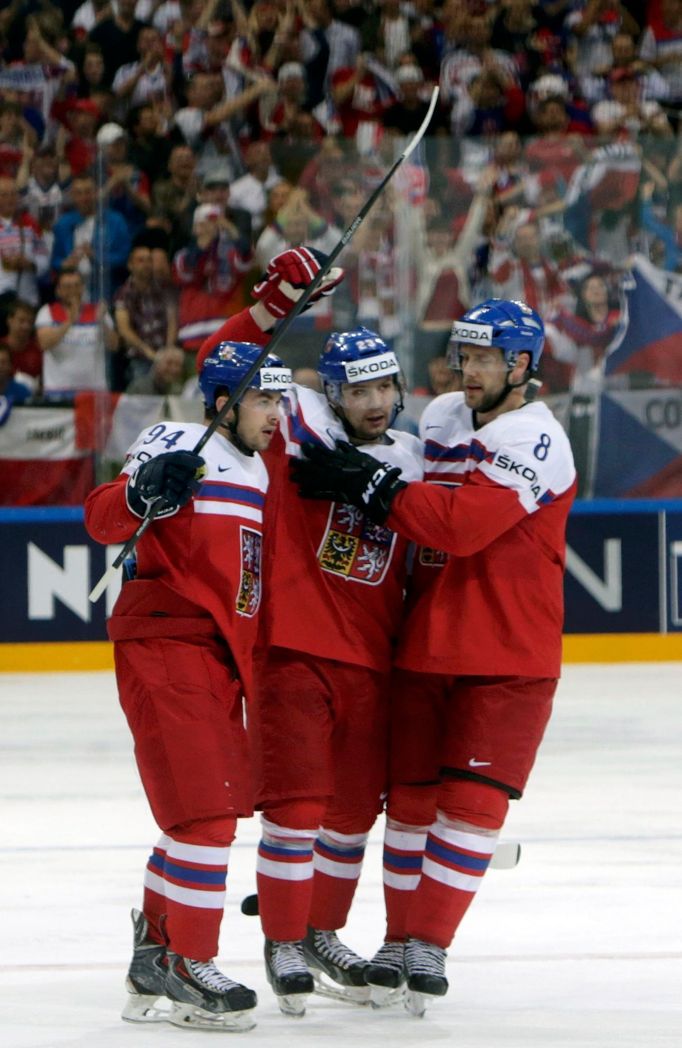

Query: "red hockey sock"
(257, 815), (317, 941)
(309, 828), (368, 930)
(157, 817), (236, 961)
(405, 819), (498, 949)
(142, 834), (170, 944)
(382, 822), (428, 941)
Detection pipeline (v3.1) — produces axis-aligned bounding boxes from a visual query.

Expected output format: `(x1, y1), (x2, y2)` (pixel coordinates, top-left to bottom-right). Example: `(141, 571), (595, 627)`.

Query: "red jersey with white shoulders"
(197, 308), (424, 671)
(391, 392), (577, 678)
(84, 420), (269, 696)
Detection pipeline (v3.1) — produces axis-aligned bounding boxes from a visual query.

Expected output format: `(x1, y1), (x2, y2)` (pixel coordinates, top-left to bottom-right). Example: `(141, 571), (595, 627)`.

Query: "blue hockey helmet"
(318, 326), (404, 391)
(449, 299), (545, 373)
(199, 341), (292, 409)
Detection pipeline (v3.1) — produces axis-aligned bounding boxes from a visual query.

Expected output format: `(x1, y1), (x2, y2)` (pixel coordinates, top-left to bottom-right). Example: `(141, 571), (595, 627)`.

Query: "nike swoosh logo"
(425, 425), (441, 431)
(468, 758), (491, 767)
(217, 465), (231, 473)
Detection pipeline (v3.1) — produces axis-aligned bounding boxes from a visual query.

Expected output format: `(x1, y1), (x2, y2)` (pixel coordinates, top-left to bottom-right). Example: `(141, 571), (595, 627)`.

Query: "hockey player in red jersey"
(293, 298), (577, 1016)
(84, 343), (292, 1031)
(195, 251), (424, 1016)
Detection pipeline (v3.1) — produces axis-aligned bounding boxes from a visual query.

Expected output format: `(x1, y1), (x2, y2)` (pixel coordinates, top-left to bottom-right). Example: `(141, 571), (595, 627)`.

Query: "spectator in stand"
(0, 175), (49, 308)
(16, 143), (70, 254)
(0, 344), (32, 421)
(173, 202), (252, 354)
(254, 187), (339, 269)
(36, 266), (118, 395)
(228, 141), (282, 235)
(544, 270), (625, 393)
(639, 0), (682, 112)
(125, 344), (186, 394)
(450, 67), (525, 138)
(361, 0), (414, 69)
(412, 354), (461, 397)
(97, 122), (152, 238)
(565, 0), (641, 84)
(88, 0), (147, 87)
(112, 24), (172, 112)
(489, 211), (572, 316)
(490, 0), (546, 88)
(257, 62), (324, 144)
(51, 173), (132, 301)
(197, 165), (252, 243)
(414, 168), (497, 369)
(172, 69), (277, 179)
(0, 101), (34, 179)
(524, 93), (589, 187)
(77, 43), (108, 99)
(6, 15), (77, 132)
(581, 31), (670, 104)
(126, 103), (173, 186)
(329, 51), (396, 148)
(61, 97), (101, 178)
(440, 12), (520, 110)
(299, 0), (362, 100)
(0, 298), (41, 391)
(152, 144), (199, 254)
(115, 243), (178, 383)
(382, 64), (451, 136)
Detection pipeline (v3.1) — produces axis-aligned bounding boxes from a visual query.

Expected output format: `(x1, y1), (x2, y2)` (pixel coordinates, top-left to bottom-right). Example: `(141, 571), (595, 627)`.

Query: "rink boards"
(1, 502), (682, 669)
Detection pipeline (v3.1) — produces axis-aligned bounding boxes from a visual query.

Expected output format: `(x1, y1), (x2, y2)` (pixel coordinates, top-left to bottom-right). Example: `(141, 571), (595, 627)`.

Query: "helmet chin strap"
(218, 402), (255, 456)
(472, 368), (531, 424)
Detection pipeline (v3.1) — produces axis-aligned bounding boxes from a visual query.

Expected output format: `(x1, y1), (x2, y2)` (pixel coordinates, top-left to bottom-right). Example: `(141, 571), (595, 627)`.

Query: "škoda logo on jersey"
(236, 526), (262, 616)
(317, 502), (397, 585)
(451, 321), (493, 346)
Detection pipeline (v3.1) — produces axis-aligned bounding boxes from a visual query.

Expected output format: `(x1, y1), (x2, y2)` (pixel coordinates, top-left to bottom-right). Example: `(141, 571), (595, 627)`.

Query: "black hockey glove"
(126, 450), (206, 519)
(291, 440), (407, 525)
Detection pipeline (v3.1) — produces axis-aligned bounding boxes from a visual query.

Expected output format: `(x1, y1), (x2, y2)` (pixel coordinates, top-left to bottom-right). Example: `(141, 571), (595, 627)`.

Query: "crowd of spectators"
(0, 0), (680, 407)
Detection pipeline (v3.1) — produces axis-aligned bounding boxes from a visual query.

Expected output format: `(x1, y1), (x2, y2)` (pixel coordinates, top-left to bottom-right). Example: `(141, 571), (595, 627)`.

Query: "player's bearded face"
(233, 389), (282, 451)
(458, 346), (510, 414)
(338, 376), (398, 442)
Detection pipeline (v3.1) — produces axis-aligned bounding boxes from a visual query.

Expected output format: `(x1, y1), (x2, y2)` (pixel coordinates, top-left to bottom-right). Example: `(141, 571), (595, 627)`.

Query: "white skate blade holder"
(275, 993), (309, 1018)
(168, 1001), (257, 1031)
(308, 968), (372, 1007)
(121, 991), (171, 1024)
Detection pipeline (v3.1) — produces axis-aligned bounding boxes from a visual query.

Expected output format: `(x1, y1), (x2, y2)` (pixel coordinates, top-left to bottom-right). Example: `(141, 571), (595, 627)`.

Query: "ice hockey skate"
(303, 927), (371, 1005)
(364, 939), (406, 1007)
(165, 952), (257, 1031)
(121, 908), (171, 1023)
(264, 939), (314, 1016)
(403, 937), (448, 1017)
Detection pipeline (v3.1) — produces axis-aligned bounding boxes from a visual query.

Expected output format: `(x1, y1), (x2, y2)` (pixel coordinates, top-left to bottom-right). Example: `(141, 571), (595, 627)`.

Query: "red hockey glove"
(251, 246), (344, 321)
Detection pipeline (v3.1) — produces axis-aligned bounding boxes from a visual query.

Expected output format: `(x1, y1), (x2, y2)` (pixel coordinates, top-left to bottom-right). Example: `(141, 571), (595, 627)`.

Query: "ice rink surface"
(2, 663), (681, 1048)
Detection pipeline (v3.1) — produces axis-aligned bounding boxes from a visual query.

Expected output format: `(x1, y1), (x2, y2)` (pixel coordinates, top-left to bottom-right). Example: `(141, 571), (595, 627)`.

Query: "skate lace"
(312, 930), (365, 971)
(187, 959), (241, 992)
(271, 941), (308, 977)
(406, 940), (446, 977)
(371, 941), (405, 972)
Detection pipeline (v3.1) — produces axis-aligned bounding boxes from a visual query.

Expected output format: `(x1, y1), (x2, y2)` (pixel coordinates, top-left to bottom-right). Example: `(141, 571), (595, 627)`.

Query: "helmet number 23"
(533, 433), (551, 461)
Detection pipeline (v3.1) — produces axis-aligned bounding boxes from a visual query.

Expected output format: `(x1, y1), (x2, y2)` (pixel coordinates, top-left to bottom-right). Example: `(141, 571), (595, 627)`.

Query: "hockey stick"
(239, 841), (521, 916)
(88, 87), (440, 603)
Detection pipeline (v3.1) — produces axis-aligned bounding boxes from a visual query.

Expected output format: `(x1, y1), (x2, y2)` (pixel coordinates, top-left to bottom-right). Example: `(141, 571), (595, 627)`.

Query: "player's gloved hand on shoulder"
(126, 451), (206, 519)
(252, 246), (344, 321)
(291, 440), (406, 525)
